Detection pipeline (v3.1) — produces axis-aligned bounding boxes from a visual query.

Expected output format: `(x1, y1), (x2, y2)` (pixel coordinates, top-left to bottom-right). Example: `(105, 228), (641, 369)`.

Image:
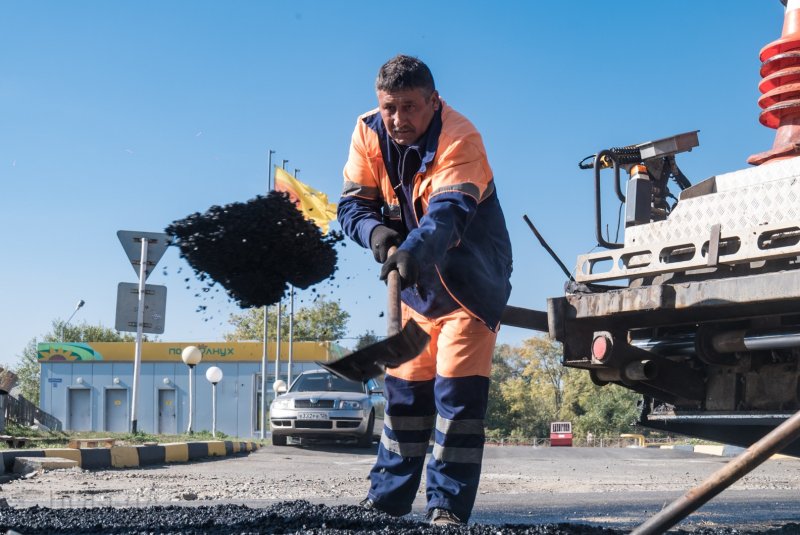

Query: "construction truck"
(505, 0), (800, 455)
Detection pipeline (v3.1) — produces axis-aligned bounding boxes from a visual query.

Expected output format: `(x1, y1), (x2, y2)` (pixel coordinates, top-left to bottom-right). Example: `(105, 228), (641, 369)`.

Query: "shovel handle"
(387, 246), (402, 337)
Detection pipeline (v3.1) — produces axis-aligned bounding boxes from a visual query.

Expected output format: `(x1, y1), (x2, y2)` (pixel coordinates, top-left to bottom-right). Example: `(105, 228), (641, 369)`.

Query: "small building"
(38, 340), (347, 438)
(549, 421), (573, 447)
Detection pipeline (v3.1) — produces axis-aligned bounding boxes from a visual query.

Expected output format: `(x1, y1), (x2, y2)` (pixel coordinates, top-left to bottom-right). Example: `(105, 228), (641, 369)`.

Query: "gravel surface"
(3, 446), (800, 534)
(10, 445), (800, 508)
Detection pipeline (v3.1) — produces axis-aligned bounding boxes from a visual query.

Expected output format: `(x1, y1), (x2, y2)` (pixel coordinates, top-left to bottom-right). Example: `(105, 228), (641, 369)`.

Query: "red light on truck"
(592, 334), (610, 362)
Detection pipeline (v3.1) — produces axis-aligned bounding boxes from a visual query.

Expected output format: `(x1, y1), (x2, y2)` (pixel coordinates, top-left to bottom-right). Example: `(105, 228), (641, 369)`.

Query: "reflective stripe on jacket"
(338, 101), (513, 330)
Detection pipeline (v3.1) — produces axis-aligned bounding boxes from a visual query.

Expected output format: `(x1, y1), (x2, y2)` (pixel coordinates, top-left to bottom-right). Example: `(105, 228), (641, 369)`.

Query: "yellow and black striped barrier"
(0, 440), (260, 473)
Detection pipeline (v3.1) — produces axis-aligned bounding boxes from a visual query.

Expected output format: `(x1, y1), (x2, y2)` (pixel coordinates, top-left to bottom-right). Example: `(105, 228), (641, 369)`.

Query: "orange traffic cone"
(749, 0), (800, 165)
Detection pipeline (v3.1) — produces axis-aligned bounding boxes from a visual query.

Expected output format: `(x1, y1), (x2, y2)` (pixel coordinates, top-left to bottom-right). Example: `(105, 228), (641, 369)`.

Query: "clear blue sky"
(0, 1), (784, 368)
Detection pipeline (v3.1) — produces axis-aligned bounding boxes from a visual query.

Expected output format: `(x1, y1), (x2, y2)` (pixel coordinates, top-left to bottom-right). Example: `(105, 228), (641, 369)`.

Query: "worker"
(337, 54), (513, 525)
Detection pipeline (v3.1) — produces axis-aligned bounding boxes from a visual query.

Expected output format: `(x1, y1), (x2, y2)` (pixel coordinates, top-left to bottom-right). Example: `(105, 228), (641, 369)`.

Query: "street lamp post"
(181, 346), (202, 434)
(61, 299), (85, 342)
(206, 366), (223, 438)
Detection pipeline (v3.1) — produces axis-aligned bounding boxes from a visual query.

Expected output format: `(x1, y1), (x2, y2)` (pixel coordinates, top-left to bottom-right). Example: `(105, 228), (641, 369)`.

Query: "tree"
(518, 337), (569, 417)
(15, 340), (39, 403)
(487, 337), (562, 439)
(14, 320), (134, 405)
(225, 295), (350, 342)
(486, 344), (520, 437)
(355, 330), (379, 350)
(483, 335), (643, 441)
(561, 368), (641, 439)
(47, 321), (136, 345)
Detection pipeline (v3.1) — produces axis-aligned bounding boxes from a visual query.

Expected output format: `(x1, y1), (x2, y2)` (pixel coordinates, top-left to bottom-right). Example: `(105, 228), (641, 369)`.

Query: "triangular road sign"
(117, 230), (170, 281)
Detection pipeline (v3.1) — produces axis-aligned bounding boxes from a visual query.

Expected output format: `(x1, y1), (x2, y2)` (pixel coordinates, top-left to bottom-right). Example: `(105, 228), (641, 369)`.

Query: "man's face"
(377, 88), (440, 146)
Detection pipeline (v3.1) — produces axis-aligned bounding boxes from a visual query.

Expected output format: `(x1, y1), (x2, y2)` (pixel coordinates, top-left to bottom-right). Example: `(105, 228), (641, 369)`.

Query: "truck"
(505, 0), (800, 455)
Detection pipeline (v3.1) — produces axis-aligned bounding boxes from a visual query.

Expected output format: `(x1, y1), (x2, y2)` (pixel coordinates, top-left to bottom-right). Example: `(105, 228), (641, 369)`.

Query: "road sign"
(117, 230), (170, 433)
(115, 283), (167, 334)
(117, 231), (170, 281)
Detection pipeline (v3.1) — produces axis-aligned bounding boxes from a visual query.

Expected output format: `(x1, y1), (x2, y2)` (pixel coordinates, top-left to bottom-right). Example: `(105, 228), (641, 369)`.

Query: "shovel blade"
(317, 319), (430, 382)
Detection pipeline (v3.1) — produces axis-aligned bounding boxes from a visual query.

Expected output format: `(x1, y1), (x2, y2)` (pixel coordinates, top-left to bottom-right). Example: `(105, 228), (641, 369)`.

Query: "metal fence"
(485, 436), (683, 448)
(2, 394), (62, 432)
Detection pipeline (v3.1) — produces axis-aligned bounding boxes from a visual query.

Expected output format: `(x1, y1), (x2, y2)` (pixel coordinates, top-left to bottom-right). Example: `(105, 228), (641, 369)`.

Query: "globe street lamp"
(205, 366), (223, 438)
(61, 299), (85, 342)
(181, 346), (202, 434)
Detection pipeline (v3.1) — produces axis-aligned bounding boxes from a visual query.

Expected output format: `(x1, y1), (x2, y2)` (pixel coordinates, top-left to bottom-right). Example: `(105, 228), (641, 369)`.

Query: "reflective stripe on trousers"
(432, 415), (485, 464)
(379, 413), (435, 458)
(366, 374), (490, 522)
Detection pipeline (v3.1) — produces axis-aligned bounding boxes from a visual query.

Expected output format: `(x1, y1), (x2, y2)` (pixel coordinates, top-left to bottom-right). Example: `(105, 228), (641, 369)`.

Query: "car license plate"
(297, 412), (326, 420)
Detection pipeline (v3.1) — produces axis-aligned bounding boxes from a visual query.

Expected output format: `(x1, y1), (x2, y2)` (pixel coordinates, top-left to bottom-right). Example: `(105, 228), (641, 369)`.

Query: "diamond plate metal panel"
(577, 159), (800, 282)
(626, 164), (800, 248)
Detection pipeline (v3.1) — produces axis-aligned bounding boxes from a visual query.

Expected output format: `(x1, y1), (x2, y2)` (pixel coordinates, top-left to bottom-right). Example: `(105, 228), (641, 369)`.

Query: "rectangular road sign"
(117, 231), (170, 281)
(115, 283), (167, 334)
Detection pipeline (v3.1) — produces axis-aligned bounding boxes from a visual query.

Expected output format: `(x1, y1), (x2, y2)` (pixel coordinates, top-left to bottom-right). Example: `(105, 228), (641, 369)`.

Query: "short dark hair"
(375, 55), (435, 96)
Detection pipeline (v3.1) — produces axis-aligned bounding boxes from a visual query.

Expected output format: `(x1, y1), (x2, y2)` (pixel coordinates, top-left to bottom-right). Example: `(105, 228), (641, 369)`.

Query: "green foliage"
(192, 430), (229, 439)
(561, 369), (641, 439)
(355, 330), (380, 350)
(486, 337), (562, 438)
(225, 295), (350, 342)
(3, 421), (66, 439)
(485, 345), (518, 435)
(13, 321), (132, 406)
(123, 430), (159, 442)
(15, 339), (40, 404)
(45, 321), (137, 344)
(486, 336), (641, 440)
(518, 337), (568, 416)
(0, 422), (68, 449)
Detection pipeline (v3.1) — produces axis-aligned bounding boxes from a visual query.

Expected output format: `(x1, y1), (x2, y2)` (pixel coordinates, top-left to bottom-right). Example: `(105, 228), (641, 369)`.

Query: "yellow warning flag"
(274, 167), (337, 234)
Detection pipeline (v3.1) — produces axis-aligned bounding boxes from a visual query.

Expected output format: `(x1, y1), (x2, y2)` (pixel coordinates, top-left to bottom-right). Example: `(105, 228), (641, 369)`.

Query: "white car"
(269, 369), (385, 447)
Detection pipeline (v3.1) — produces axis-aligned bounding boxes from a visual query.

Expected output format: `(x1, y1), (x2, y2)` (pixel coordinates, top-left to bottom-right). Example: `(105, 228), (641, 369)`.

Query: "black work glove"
(380, 249), (419, 289)
(369, 225), (402, 263)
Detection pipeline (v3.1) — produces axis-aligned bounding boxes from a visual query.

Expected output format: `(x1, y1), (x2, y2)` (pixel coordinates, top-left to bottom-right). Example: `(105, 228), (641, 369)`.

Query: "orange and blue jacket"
(338, 101), (512, 331)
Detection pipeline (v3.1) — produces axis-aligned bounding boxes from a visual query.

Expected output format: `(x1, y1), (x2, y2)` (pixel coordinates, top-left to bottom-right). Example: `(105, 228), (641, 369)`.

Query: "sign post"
(117, 230), (169, 433)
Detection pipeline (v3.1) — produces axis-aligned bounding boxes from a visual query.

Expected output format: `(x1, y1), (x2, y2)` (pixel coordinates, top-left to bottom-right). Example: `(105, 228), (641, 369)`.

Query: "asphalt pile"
(166, 193), (342, 308)
(0, 501), (623, 534)
(2, 501), (799, 535)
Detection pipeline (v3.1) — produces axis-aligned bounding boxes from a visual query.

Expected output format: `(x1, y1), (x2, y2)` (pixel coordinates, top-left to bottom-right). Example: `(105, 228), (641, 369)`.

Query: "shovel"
(318, 246), (429, 382)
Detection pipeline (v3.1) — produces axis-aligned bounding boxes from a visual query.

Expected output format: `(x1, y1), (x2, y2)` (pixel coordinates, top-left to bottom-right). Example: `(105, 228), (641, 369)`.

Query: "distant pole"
(268, 150), (276, 190)
(287, 168), (300, 386)
(275, 159), (289, 384)
(261, 148), (275, 439)
(60, 299), (85, 342)
(288, 286), (295, 386)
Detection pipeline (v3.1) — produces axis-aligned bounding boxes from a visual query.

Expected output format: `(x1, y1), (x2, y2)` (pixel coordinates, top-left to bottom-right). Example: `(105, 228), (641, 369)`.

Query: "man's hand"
(380, 249), (419, 289)
(369, 225), (402, 263)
